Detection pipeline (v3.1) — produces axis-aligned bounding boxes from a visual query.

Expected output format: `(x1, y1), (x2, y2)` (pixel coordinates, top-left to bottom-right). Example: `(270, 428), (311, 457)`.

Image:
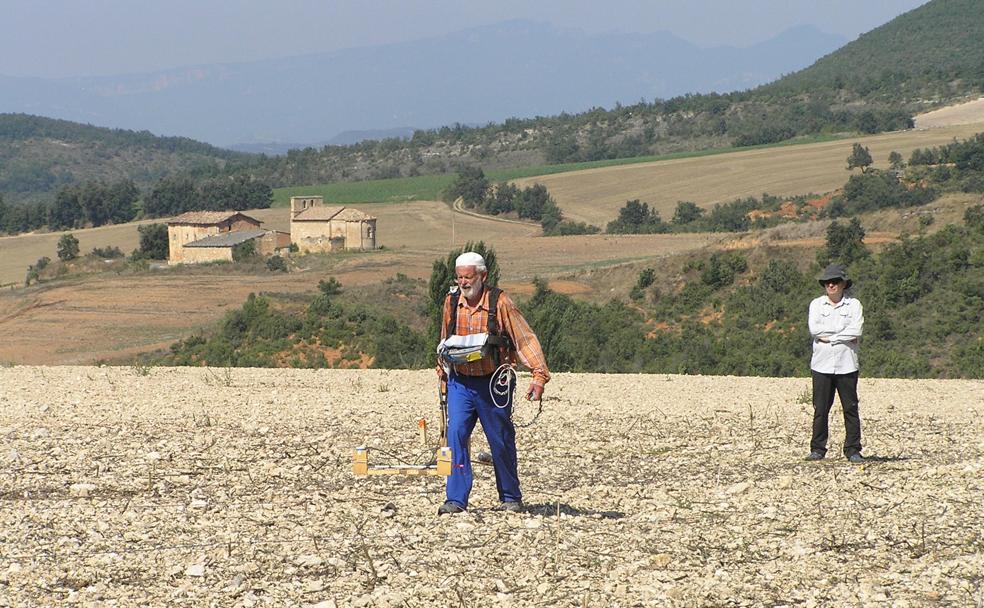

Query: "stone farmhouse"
(166, 198), (377, 265)
(166, 211), (290, 265)
(289, 196), (377, 253)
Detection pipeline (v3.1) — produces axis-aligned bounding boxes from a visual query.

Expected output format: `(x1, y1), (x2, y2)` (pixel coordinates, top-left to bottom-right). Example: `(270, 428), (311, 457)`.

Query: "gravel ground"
(1, 366), (982, 607)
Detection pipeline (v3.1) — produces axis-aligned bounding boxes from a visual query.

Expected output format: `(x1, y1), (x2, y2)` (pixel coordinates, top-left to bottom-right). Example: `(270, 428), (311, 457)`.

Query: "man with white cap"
(435, 251), (550, 514)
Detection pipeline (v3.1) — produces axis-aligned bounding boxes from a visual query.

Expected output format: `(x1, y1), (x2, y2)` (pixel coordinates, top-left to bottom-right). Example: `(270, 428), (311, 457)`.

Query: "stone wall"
(179, 246), (233, 264)
(168, 225), (219, 263)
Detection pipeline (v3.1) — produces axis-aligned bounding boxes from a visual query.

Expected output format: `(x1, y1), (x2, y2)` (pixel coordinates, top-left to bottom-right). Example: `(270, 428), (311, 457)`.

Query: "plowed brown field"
(1, 367), (982, 606)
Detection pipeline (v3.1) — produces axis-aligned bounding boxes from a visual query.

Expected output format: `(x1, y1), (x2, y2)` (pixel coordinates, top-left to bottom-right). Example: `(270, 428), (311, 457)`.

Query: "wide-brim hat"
(817, 264), (853, 289)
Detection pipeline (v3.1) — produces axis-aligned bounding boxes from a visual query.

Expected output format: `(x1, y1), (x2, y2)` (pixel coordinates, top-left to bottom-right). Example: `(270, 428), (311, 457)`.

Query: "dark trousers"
(811, 370), (862, 456)
(445, 373), (520, 508)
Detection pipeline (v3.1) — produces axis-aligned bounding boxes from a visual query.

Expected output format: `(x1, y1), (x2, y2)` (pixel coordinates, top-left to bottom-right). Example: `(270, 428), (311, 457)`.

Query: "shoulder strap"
(446, 290), (460, 337)
(485, 287), (514, 351)
(447, 287), (513, 349)
(486, 287), (501, 335)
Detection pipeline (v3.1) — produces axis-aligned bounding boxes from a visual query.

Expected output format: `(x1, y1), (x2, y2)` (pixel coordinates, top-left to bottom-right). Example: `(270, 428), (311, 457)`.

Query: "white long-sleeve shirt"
(808, 295), (864, 374)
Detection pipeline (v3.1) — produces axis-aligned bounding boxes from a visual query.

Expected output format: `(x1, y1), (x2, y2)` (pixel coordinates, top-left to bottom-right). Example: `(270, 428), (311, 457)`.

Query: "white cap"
(455, 252), (486, 271)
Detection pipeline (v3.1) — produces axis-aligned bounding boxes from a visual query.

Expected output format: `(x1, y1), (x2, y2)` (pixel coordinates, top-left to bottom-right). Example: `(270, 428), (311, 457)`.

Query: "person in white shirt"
(806, 264), (865, 463)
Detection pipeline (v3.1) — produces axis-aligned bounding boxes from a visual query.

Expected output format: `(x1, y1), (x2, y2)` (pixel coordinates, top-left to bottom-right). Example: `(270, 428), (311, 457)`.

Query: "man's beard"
(460, 278), (484, 300)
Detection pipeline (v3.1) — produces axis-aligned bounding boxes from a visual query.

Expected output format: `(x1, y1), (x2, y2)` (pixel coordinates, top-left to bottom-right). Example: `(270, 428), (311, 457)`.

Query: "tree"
(672, 201), (704, 225)
(965, 204), (984, 232)
(888, 150), (905, 171)
(847, 143), (873, 173)
(25, 256), (51, 286)
(0, 198), (47, 235)
(135, 223), (169, 260)
(630, 268), (656, 301)
(855, 111), (879, 135)
(144, 177), (197, 217)
(78, 182), (110, 227)
(105, 180), (141, 224)
(757, 259), (804, 295)
(837, 169), (936, 216)
(700, 252), (748, 289)
(513, 184), (553, 221)
(487, 182), (519, 215)
(57, 233), (80, 261)
(232, 239), (257, 262)
(318, 277), (343, 295)
(817, 217), (869, 267)
(49, 186), (83, 230)
(200, 175), (273, 212)
(702, 198), (755, 232)
(607, 200), (669, 234)
(442, 167), (489, 207)
(266, 255), (287, 272)
(92, 245), (124, 259)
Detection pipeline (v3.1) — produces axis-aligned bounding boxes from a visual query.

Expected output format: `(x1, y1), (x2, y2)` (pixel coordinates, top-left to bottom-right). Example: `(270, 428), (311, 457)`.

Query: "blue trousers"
(445, 372), (521, 508)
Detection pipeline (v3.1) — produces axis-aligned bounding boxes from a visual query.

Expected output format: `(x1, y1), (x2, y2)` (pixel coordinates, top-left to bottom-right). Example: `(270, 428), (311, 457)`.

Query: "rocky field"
(1, 367), (982, 607)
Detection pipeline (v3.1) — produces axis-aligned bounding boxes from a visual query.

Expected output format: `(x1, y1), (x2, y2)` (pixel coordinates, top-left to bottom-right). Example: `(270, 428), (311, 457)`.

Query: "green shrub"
(57, 233), (80, 261)
(92, 245), (125, 259)
(266, 255), (288, 272)
(607, 200), (670, 234)
(700, 253), (748, 289)
(134, 224), (168, 260)
(318, 277), (343, 296)
(232, 239), (258, 262)
(25, 256), (51, 286)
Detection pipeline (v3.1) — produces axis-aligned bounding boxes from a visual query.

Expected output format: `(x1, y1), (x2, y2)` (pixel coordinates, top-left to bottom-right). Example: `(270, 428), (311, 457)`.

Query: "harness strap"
(446, 290), (460, 340)
(446, 287), (514, 366)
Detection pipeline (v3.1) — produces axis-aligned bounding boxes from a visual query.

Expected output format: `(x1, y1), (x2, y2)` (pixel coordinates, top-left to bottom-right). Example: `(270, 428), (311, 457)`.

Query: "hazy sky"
(1, 0), (929, 79)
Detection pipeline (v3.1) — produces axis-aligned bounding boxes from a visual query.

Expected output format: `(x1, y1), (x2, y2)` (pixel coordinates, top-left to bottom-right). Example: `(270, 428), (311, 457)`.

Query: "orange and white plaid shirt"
(440, 287), (550, 386)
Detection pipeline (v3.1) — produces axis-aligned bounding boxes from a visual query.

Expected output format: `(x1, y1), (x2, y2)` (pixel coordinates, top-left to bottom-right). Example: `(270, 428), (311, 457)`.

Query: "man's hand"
(526, 383), (544, 401)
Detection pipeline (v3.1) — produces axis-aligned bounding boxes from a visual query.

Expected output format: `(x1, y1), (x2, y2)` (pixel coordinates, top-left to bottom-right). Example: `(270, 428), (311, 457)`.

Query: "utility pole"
(450, 198), (456, 247)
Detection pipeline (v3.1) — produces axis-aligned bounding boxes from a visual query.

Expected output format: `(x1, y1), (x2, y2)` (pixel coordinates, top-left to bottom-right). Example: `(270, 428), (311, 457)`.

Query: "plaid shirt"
(440, 287), (550, 385)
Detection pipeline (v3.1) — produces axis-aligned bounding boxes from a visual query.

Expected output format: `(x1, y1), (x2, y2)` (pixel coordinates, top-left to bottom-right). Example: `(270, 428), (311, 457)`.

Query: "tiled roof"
(332, 208), (376, 221)
(167, 211), (261, 225)
(292, 206), (345, 221)
(184, 229), (267, 248)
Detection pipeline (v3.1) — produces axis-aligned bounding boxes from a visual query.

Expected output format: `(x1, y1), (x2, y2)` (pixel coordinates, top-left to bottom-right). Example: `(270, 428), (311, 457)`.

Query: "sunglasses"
(823, 279), (843, 287)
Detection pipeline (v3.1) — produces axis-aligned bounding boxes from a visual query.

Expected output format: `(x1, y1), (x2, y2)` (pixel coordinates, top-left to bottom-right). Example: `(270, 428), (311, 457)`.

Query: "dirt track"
(1, 366), (981, 606)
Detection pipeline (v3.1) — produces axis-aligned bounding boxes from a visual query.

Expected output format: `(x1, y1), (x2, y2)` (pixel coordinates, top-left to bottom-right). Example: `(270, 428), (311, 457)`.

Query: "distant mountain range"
(0, 20), (845, 148)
